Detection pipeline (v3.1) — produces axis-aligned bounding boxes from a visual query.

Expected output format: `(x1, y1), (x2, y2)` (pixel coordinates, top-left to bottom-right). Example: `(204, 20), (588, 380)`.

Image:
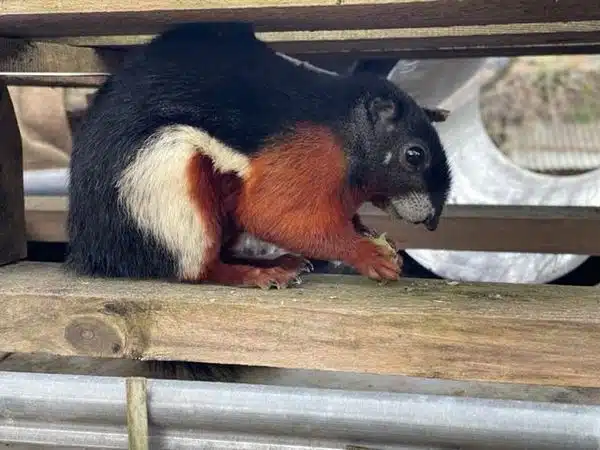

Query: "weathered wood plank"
(23, 195), (600, 256)
(0, 0), (597, 82)
(3, 75), (108, 87)
(126, 377), (149, 450)
(362, 204), (600, 256)
(0, 81), (26, 266)
(1, 0), (599, 37)
(24, 196), (66, 243)
(2, 21), (600, 87)
(0, 38), (121, 74)
(0, 38), (121, 86)
(50, 22), (600, 50)
(1, 261), (599, 387)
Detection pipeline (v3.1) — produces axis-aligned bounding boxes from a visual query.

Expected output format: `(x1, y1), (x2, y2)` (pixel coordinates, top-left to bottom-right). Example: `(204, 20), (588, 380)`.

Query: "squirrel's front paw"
(351, 237), (402, 282)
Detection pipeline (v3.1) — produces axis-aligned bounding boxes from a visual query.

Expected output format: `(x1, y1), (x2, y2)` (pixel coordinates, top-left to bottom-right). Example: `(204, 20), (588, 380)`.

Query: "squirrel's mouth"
(422, 213), (440, 231)
(384, 193), (440, 232)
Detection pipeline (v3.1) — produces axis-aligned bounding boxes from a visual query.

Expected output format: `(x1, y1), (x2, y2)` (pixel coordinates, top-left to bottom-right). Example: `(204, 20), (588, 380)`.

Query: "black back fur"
(67, 21), (450, 279)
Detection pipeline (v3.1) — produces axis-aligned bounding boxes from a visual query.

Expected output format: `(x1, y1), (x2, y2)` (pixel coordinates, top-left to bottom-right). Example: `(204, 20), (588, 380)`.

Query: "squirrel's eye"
(404, 144), (427, 168)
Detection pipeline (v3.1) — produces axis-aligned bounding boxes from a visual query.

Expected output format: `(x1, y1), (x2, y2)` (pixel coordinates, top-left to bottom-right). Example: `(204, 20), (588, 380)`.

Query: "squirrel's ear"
(423, 107), (450, 123)
(368, 97), (398, 126)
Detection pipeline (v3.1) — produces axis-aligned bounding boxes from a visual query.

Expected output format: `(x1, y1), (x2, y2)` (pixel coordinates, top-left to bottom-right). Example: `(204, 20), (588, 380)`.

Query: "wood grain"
(23, 195), (600, 256)
(0, 81), (26, 266)
(1, 261), (600, 387)
(0, 0), (598, 37)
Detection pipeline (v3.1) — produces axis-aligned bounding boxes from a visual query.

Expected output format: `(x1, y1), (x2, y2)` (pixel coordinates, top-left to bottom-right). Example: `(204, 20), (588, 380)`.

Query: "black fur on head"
(332, 73), (452, 231)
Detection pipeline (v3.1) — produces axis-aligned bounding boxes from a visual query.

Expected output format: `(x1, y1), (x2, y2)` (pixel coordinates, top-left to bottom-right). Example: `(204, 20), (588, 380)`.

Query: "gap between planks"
(24, 195), (600, 255)
(1, 261), (600, 387)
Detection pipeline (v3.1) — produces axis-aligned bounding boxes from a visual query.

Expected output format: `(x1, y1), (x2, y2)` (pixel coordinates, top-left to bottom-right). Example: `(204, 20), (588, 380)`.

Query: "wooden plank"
(23, 195), (600, 256)
(1, 261), (600, 387)
(50, 22), (600, 50)
(2, 74), (109, 87)
(0, 81), (26, 266)
(362, 204), (600, 256)
(0, 38), (123, 73)
(0, 38), (121, 86)
(24, 196), (66, 243)
(126, 377), (149, 450)
(2, 22), (600, 87)
(0, 0), (599, 37)
(7, 38), (600, 87)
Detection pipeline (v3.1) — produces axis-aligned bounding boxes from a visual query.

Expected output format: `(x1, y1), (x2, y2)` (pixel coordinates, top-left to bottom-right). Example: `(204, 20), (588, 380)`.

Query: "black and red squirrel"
(66, 21), (452, 289)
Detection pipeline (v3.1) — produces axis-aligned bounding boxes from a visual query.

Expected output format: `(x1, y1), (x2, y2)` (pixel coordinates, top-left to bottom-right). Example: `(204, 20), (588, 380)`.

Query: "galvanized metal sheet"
(1, 371), (600, 449)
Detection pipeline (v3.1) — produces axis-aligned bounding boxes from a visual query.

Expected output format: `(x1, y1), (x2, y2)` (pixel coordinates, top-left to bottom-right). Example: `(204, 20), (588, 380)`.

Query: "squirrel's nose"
(423, 213), (439, 231)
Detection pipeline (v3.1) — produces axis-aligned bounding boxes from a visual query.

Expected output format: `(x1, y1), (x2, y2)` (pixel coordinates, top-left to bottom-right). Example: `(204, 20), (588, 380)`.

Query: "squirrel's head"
(337, 75), (452, 231)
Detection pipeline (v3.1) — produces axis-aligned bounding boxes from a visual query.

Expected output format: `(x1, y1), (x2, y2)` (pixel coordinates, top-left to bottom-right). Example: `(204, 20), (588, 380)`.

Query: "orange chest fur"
(235, 125), (366, 229)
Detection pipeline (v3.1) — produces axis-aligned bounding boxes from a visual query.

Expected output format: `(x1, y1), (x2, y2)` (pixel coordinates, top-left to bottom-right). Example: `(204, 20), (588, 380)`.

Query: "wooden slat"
(0, 38), (122, 74)
(1, 261), (600, 387)
(0, 81), (26, 266)
(0, 0), (597, 80)
(24, 195), (600, 256)
(0, 0), (599, 37)
(1, 22), (600, 87)
(126, 377), (149, 450)
(0, 37), (120, 86)
(3, 74), (109, 87)
(362, 204), (600, 256)
(49, 22), (600, 51)
(24, 196), (66, 243)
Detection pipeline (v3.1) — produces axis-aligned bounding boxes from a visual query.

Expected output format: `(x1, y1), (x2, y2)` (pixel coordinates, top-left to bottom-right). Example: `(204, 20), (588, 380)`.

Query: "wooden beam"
(0, 38), (123, 73)
(52, 25), (600, 63)
(0, 1), (597, 83)
(362, 204), (600, 256)
(24, 196), (66, 243)
(2, 74), (109, 87)
(49, 22), (600, 52)
(2, 261), (600, 387)
(23, 196), (600, 256)
(0, 81), (26, 266)
(0, 0), (599, 37)
(0, 38), (122, 87)
(126, 377), (149, 450)
(2, 22), (600, 87)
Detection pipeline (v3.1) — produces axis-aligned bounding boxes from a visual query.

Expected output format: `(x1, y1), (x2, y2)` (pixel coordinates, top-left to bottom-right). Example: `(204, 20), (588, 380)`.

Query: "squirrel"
(66, 22), (452, 289)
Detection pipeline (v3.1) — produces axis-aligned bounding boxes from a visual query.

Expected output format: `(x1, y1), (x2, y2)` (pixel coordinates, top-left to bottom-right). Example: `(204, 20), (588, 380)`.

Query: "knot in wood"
(65, 316), (124, 356)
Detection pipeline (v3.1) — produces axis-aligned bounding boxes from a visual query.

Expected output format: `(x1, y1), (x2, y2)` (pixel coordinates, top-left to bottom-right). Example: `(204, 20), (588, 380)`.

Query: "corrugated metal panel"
(1, 371), (599, 449)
